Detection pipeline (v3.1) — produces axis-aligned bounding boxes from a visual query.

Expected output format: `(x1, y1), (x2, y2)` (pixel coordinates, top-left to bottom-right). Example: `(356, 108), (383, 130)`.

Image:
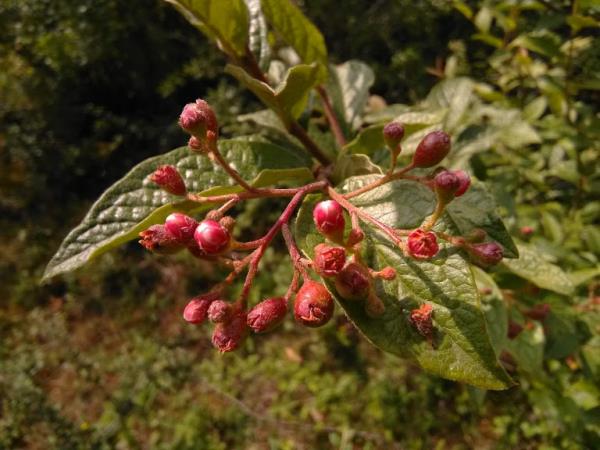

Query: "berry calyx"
(164, 213), (199, 245)
(412, 130), (451, 168)
(407, 229), (439, 259)
(193, 219), (231, 254)
(149, 165), (187, 196)
(139, 224), (183, 254)
(313, 243), (346, 277)
(313, 200), (345, 241)
(247, 297), (288, 333)
(433, 170), (460, 204)
(334, 262), (371, 300)
(410, 303), (434, 342)
(207, 300), (232, 323)
(383, 121), (405, 150)
(294, 281), (334, 328)
(466, 242), (503, 268)
(183, 296), (214, 324)
(212, 311), (247, 352)
(453, 170), (471, 197)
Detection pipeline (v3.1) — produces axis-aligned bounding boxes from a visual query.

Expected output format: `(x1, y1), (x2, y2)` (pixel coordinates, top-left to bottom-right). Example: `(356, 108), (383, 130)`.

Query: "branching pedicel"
(141, 101), (505, 353)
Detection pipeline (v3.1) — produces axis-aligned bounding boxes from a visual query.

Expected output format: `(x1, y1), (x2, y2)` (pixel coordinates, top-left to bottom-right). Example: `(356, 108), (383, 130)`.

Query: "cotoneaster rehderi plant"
(43, 0), (523, 390)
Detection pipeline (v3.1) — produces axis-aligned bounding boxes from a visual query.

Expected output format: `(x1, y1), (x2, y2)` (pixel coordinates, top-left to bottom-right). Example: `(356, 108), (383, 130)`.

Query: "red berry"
(207, 300), (232, 323)
(507, 320), (523, 340)
(433, 170), (460, 203)
(453, 170), (471, 197)
(313, 243), (346, 277)
(313, 200), (345, 238)
(164, 213), (198, 245)
(247, 297), (288, 333)
(194, 219), (230, 254)
(524, 303), (550, 321)
(334, 262), (371, 300)
(383, 121), (405, 149)
(294, 281), (334, 328)
(520, 226), (534, 236)
(212, 311), (247, 352)
(412, 131), (451, 168)
(149, 165), (187, 196)
(410, 303), (434, 342)
(466, 242), (503, 268)
(407, 229), (439, 259)
(183, 296), (214, 324)
(138, 224), (183, 254)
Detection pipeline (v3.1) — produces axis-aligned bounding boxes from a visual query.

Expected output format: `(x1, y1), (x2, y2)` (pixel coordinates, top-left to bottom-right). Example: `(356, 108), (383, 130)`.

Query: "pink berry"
(164, 213), (198, 245)
(313, 200), (345, 238)
(466, 242), (503, 268)
(407, 229), (439, 259)
(193, 219), (230, 254)
(138, 224), (183, 254)
(179, 99), (218, 137)
(294, 281), (334, 328)
(149, 165), (187, 196)
(433, 170), (460, 203)
(313, 243), (346, 277)
(412, 131), (451, 168)
(212, 311), (247, 352)
(247, 297), (288, 333)
(383, 121), (405, 149)
(453, 170), (471, 197)
(207, 300), (232, 323)
(334, 262), (371, 300)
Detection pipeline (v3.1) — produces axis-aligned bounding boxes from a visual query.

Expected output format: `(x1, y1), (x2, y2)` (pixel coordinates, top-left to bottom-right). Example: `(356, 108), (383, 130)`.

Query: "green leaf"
(260, 0), (328, 81)
(506, 323), (545, 375)
(43, 139), (313, 282)
(226, 63), (319, 122)
(501, 244), (575, 295)
(165, 0), (249, 57)
(426, 77), (474, 131)
(325, 60), (375, 135)
(332, 154), (382, 184)
(344, 124), (384, 155)
(295, 177), (513, 389)
(446, 182), (519, 259)
(473, 267), (507, 355)
(244, 0), (271, 69)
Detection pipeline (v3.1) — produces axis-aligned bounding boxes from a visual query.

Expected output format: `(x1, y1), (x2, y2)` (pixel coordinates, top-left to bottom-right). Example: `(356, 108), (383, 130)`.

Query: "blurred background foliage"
(0, 0), (599, 448)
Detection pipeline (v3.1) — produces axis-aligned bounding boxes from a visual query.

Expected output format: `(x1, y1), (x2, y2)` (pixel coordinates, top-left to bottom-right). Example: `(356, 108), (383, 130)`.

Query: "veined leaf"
(426, 77), (474, 131)
(244, 0), (270, 69)
(295, 177), (513, 389)
(43, 139), (313, 281)
(261, 0), (328, 81)
(164, 0), (249, 57)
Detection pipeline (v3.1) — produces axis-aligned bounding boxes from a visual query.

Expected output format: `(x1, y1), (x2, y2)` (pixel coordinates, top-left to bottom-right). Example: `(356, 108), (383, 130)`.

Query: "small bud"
(507, 320), (523, 340)
(465, 228), (487, 243)
(183, 296), (214, 324)
(219, 216), (236, 232)
(207, 300), (232, 323)
(194, 219), (231, 254)
(466, 242), (503, 268)
(406, 229), (439, 260)
(372, 266), (396, 280)
(410, 303), (434, 342)
(247, 297), (288, 333)
(346, 228), (365, 247)
(334, 262), (371, 300)
(212, 311), (247, 352)
(383, 121), (405, 150)
(139, 224), (183, 254)
(188, 136), (205, 153)
(453, 170), (471, 197)
(149, 165), (187, 196)
(366, 292), (386, 318)
(313, 200), (345, 241)
(412, 131), (451, 168)
(520, 226), (534, 236)
(179, 99), (218, 138)
(433, 170), (460, 204)
(524, 303), (550, 321)
(294, 281), (334, 328)
(313, 243), (346, 277)
(164, 213), (198, 245)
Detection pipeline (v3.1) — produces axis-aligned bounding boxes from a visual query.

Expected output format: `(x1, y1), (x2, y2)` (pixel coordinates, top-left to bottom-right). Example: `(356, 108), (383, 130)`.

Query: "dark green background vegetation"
(1, 0), (598, 448)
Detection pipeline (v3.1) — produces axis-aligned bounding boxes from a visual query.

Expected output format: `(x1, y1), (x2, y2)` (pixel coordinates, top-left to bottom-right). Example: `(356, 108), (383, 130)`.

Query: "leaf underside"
(295, 176), (514, 389)
(43, 139), (313, 282)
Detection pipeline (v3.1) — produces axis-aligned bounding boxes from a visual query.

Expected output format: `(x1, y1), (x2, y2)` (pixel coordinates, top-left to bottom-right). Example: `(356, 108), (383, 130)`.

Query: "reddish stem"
(317, 86), (346, 147)
(282, 223), (309, 280)
(343, 163), (415, 200)
(208, 138), (257, 192)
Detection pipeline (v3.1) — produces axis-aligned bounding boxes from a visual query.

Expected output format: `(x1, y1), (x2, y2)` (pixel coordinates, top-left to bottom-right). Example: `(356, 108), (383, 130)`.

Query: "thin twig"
(317, 85), (347, 147)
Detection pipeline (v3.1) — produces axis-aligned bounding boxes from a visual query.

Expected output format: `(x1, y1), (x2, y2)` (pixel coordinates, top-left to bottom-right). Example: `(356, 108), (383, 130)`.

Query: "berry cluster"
(138, 100), (506, 352)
